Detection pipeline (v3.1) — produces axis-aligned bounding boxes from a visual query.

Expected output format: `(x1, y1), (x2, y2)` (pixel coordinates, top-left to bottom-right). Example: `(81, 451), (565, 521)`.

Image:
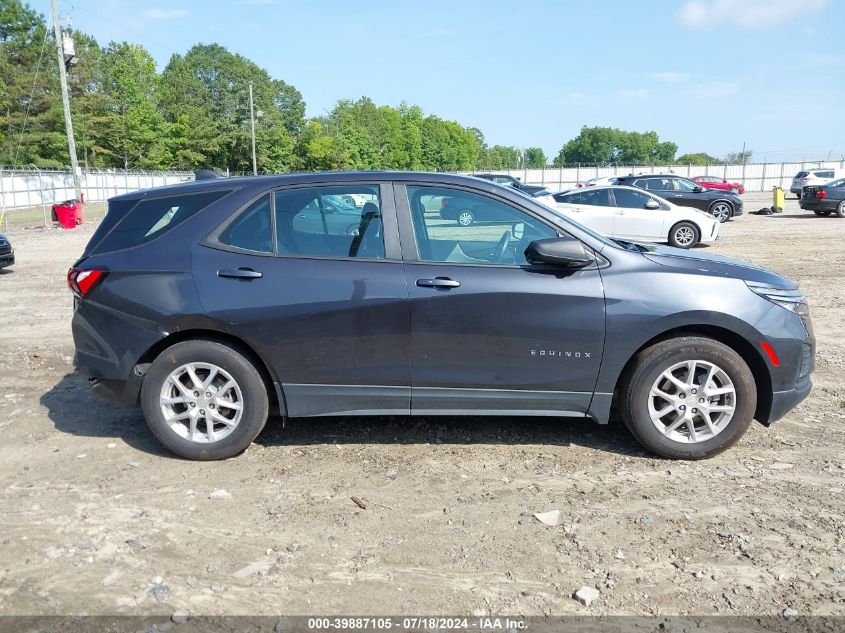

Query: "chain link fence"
(463, 159), (845, 193)
(0, 167), (193, 230)
(3, 160), (843, 230)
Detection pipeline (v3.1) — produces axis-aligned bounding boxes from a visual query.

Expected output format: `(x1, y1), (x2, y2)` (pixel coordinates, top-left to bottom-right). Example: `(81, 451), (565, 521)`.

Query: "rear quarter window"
(91, 190), (229, 254)
(814, 171), (834, 178)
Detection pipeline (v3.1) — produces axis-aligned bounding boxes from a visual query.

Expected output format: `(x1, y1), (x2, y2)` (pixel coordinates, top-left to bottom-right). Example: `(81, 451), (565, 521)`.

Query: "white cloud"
(618, 88), (650, 98)
(142, 8), (189, 19)
(676, 0), (829, 30)
(693, 81), (740, 98)
(648, 71), (689, 83)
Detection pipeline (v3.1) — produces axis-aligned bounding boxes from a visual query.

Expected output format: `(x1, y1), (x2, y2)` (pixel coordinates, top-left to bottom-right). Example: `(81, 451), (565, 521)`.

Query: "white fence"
(0, 168), (194, 212)
(467, 160), (845, 193)
(2, 159), (843, 223)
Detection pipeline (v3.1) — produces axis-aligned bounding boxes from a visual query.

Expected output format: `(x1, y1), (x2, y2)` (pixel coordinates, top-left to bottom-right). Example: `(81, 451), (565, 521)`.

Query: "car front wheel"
(709, 201), (733, 223)
(618, 336), (756, 460)
(668, 221), (699, 248)
(140, 340), (269, 460)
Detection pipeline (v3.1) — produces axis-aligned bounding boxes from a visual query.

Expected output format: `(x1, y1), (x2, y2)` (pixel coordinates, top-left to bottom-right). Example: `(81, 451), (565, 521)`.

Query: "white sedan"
(551, 185), (719, 248)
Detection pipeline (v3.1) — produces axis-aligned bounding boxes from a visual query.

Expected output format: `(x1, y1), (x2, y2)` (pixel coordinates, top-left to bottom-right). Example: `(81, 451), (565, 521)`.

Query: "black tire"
(457, 209), (474, 226)
(618, 336), (756, 460)
(140, 340), (269, 460)
(837, 201), (845, 218)
(709, 201), (733, 223)
(814, 210), (832, 217)
(668, 221), (699, 249)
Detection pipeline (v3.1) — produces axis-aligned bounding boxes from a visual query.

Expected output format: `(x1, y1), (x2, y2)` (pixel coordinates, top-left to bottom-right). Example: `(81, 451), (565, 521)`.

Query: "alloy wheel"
(159, 362), (244, 443)
(647, 359), (736, 443)
(458, 211), (474, 226)
(711, 203), (731, 222)
(673, 226), (696, 247)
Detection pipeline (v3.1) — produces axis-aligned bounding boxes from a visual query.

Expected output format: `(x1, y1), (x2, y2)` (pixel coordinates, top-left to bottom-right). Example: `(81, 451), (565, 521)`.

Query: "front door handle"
(616, 210), (625, 215)
(218, 268), (263, 279)
(417, 277), (461, 289)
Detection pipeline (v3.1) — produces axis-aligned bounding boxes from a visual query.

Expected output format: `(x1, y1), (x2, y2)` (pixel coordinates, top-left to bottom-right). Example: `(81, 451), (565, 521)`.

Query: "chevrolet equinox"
(69, 172), (814, 460)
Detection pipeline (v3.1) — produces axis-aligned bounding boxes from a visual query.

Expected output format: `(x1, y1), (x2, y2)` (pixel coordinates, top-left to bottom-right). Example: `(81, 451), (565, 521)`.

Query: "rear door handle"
(416, 277), (461, 289)
(218, 268), (263, 279)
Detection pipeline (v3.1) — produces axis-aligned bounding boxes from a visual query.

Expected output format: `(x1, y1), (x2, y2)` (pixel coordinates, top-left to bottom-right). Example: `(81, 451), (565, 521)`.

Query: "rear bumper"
(766, 378), (812, 424)
(799, 200), (837, 211)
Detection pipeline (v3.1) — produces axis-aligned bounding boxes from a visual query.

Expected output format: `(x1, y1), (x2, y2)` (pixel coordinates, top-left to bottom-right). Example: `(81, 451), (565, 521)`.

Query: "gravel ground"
(0, 192), (843, 617)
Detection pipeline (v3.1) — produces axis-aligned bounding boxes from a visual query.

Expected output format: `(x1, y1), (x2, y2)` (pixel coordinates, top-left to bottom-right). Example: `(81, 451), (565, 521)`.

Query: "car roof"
(110, 170), (497, 202)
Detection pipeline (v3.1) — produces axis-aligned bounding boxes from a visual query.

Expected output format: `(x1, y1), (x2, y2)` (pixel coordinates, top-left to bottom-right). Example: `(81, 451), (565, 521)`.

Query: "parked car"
(69, 171), (814, 461)
(552, 186), (719, 248)
(0, 233), (14, 269)
(691, 176), (745, 195)
(613, 174), (744, 223)
(790, 168), (845, 198)
(471, 173), (549, 196)
(799, 178), (845, 217)
(575, 176), (618, 188)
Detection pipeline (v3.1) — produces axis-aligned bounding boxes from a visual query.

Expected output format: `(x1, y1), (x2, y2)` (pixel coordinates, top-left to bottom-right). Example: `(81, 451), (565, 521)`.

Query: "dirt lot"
(0, 192), (843, 618)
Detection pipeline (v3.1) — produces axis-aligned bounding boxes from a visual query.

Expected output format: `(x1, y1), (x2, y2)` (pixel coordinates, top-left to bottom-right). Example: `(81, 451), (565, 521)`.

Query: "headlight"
(746, 281), (809, 316)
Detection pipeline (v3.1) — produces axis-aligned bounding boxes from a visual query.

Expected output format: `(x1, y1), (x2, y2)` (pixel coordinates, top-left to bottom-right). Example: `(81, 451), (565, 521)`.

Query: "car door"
(396, 182), (605, 416)
(610, 188), (666, 240)
(554, 189), (615, 236)
(192, 182), (411, 417)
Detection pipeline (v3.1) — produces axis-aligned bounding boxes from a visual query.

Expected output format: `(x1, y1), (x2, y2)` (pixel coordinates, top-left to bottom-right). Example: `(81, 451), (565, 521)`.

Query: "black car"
(438, 192), (513, 226)
(69, 171), (813, 462)
(799, 178), (845, 217)
(472, 173), (549, 196)
(0, 233), (14, 269)
(612, 174), (743, 223)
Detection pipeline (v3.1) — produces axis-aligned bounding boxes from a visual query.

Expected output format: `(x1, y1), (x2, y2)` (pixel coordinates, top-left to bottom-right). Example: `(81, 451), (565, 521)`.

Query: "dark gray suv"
(69, 171), (813, 461)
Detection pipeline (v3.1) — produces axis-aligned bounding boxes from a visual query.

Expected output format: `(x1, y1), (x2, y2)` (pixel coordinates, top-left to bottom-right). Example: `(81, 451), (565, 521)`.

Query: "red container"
(51, 199), (84, 229)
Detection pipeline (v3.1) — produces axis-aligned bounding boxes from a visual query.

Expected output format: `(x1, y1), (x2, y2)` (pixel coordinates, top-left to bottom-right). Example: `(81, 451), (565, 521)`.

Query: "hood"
(637, 243), (796, 288)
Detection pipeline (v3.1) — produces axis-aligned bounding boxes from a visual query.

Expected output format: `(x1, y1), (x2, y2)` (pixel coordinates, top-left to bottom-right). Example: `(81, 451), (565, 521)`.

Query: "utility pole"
(248, 82), (258, 176)
(51, 0), (81, 200)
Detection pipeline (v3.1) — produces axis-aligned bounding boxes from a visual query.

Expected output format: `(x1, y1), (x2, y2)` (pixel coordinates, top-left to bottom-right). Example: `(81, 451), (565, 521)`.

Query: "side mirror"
(693, 186), (703, 193)
(524, 238), (593, 268)
(645, 199), (660, 210)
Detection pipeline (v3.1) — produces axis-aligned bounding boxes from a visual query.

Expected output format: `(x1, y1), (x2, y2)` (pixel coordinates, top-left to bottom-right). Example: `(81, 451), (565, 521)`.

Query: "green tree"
(553, 126), (677, 166)
(97, 42), (170, 168)
(725, 149), (753, 164)
(524, 147), (547, 168)
(160, 43), (304, 171)
(676, 152), (722, 165)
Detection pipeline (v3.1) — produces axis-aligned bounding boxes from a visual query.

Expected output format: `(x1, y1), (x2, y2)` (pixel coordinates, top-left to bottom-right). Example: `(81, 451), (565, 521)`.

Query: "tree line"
(1, 0), (738, 173)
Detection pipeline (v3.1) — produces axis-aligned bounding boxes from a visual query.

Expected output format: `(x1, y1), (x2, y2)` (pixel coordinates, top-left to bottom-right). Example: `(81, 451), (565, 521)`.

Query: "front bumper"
(767, 378), (812, 423)
(89, 375), (144, 406)
(0, 249), (14, 269)
(732, 200), (744, 216)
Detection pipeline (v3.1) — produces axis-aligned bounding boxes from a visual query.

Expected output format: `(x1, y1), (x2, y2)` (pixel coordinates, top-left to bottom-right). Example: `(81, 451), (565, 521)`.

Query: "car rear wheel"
(617, 336), (756, 460)
(141, 340), (269, 460)
(457, 210), (474, 226)
(668, 222), (699, 249)
(709, 201), (733, 223)
(814, 210), (832, 217)
(837, 201), (845, 218)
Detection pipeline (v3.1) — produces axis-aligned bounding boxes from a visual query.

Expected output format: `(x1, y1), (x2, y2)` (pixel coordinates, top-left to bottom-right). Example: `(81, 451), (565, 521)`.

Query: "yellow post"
(772, 186), (784, 213)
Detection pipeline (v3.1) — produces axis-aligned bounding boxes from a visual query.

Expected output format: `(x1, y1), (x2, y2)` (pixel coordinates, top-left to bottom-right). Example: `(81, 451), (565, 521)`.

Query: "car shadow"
(42, 371), (649, 459)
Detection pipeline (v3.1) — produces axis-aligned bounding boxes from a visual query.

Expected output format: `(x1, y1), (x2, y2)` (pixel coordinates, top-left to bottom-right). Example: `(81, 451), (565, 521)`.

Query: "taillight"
(817, 190), (827, 199)
(67, 267), (107, 298)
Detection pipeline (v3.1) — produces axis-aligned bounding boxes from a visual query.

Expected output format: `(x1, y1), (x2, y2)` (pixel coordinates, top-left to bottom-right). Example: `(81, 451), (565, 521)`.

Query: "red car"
(692, 176), (745, 195)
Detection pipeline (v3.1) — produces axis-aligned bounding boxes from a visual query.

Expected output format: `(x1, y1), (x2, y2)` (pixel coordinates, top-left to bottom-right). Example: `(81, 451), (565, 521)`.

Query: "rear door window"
(579, 188), (611, 206)
(815, 171), (834, 178)
(275, 185), (384, 259)
(92, 190), (229, 254)
(612, 188), (653, 209)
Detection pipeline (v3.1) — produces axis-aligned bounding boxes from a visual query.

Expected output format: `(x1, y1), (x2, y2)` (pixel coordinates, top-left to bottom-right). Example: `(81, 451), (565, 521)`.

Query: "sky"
(31, 0), (845, 162)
